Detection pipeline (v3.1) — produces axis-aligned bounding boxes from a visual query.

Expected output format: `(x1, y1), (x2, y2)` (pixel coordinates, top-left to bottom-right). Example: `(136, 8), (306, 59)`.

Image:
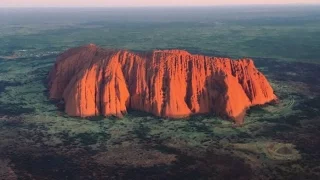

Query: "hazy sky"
(1, 0), (320, 7)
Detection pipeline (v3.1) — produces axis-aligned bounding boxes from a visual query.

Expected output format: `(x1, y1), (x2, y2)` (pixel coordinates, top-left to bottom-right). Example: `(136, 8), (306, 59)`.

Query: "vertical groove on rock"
(185, 58), (194, 112)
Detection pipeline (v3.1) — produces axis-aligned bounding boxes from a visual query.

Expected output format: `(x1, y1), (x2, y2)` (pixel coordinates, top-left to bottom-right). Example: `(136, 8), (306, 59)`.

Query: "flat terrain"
(0, 6), (320, 179)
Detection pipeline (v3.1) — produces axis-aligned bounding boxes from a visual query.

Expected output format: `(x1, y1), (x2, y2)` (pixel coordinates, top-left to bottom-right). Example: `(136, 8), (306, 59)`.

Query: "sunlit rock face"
(48, 44), (277, 124)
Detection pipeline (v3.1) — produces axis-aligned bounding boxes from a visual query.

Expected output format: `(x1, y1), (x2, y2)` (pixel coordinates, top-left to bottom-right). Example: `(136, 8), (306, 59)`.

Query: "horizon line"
(1, 3), (320, 8)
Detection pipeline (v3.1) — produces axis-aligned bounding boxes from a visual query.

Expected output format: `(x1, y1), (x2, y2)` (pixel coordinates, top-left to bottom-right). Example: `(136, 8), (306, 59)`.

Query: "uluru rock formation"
(48, 44), (277, 124)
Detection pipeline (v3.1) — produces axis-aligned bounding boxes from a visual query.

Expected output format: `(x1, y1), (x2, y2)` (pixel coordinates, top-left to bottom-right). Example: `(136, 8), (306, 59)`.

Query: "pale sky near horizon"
(1, 0), (320, 7)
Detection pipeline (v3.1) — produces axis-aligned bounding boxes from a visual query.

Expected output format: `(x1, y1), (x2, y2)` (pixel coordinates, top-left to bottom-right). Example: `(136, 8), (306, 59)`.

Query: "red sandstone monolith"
(48, 44), (277, 124)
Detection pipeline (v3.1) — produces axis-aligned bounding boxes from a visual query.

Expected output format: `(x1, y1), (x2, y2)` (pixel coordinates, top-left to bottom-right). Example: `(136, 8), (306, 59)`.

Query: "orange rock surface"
(48, 44), (277, 124)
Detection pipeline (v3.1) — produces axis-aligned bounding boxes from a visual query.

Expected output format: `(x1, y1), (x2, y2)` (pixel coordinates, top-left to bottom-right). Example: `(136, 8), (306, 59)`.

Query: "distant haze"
(1, 0), (320, 7)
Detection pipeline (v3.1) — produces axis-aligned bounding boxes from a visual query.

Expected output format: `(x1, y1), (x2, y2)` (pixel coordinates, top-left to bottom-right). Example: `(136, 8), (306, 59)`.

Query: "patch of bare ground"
(93, 144), (176, 167)
(0, 115), (24, 126)
(0, 55), (18, 60)
(0, 159), (17, 180)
